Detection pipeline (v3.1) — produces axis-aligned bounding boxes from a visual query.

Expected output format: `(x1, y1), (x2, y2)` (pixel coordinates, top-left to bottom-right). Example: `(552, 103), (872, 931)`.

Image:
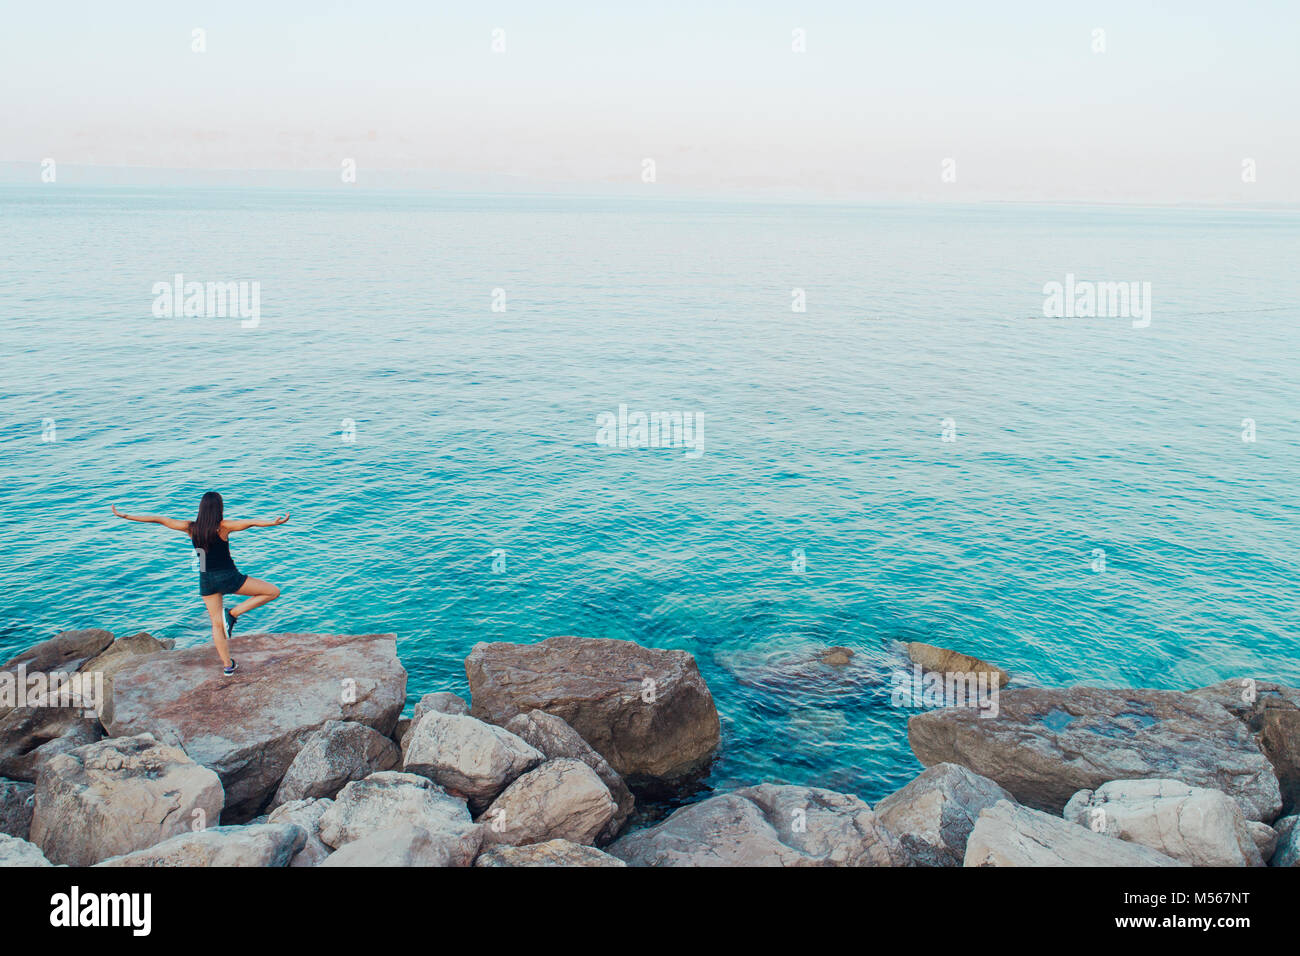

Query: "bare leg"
(203, 593), (232, 667)
(229, 576), (281, 622)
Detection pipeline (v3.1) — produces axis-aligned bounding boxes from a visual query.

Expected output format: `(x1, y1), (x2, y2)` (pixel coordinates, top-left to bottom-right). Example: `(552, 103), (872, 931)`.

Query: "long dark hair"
(189, 491), (224, 549)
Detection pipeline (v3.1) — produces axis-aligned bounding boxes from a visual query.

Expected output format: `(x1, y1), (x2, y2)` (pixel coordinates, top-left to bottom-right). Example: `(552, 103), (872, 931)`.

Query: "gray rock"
(965, 800), (1185, 866)
(2, 629), (114, 676)
(466, 636), (720, 789)
(1191, 679), (1300, 815)
(1063, 779), (1264, 866)
(504, 709), (634, 842)
(476, 839), (627, 867)
(402, 711), (541, 811)
(609, 783), (904, 866)
(480, 758), (616, 847)
(398, 692), (470, 757)
(0, 696), (103, 782)
(266, 798), (333, 867)
(78, 632), (169, 685)
(873, 763), (1015, 866)
(270, 720), (399, 808)
(101, 633), (406, 819)
(317, 771), (480, 866)
(908, 686), (1282, 822)
(0, 832), (52, 866)
(0, 778), (35, 840)
(32, 733), (225, 866)
(1248, 821), (1277, 860)
(319, 822), (474, 867)
(1270, 815), (1299, 867)
(96, 823), (305, 867)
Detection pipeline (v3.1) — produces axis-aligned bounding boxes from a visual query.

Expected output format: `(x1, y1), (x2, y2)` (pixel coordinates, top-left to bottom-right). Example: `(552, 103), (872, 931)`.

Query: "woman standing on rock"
(111, 491), (287, 676)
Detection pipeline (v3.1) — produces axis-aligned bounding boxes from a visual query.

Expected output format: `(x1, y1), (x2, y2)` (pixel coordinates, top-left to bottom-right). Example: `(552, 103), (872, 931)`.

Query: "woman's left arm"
(224, 513), (291, 533)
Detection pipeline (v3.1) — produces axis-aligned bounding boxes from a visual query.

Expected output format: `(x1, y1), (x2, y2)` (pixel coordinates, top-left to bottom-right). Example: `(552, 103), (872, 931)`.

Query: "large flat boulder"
(965, 800), (1185, 867)
(96, 823), (305, 867)
(480, 759), (616, 847)
(101, 633), (406, 819)
(270, 720), (399, 808)
(608, 784), (903, 867)
(1191, 679), (1300, 815)
(79, 632), (170, 687)
(466, 636), (720, 789)
(873, 763), (1015, 866)
(403, 711), (542, 812)
(908, 687), (1282, 822)
(504, 709), (634, 842)
(476, 839), (626, 867)
(31, 733), (225, 866)
(1063, 778), (1264, 866)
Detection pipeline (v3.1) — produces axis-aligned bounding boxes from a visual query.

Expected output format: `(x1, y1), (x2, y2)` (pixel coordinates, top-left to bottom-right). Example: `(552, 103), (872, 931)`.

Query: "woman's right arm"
(111, 505), (190, 532)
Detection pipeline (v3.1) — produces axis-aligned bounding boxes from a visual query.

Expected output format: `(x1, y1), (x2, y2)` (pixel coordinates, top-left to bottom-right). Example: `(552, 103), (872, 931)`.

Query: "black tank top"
(198, 533), (237, 572)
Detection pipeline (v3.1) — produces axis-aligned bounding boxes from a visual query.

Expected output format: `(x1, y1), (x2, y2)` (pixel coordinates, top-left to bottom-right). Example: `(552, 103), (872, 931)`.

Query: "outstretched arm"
(111, 505), (191, 532)
(223, 513), (291, 533)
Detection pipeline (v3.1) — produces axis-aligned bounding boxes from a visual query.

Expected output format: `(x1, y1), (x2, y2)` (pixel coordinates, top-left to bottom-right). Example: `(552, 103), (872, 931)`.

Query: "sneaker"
(223, 659), (238, 676)
(225, 609), (238, 636)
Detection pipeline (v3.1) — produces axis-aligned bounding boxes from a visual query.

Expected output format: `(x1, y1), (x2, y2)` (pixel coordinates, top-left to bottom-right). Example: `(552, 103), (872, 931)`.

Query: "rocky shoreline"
(0, 629), (1296, 867)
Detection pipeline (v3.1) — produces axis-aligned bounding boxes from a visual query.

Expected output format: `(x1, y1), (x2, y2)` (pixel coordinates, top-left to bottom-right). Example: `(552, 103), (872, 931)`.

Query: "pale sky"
(2, 0), (1297, 201)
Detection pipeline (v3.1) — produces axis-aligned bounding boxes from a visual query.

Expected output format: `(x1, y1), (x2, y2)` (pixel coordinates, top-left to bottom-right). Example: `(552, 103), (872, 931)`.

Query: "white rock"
(31, 733), (224, 866)
(95, 823), (305, 866)
(965, 800), (1185, 867)
(873, 763), (1015, 866)
(1063, 779), (1264, 867)
(319, 823), (475, 867)
(480, 758), (616, 847)
(317, 771), (479, 865)
(0, 832), (52, 866)
(402, 712), (541, 810)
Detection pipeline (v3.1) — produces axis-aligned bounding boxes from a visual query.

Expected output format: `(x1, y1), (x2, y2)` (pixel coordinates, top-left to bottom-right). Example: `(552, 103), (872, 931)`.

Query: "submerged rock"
(403, 711), (542, 811)
(480, 759), (616, 847)
(32, 732), (225, 867)
(101, 633), (406, 818)
(716, 644), (886, 702)
(96, 823), (305, 867)
(873, 763), (1015, 866)
(965, 800), (1185, 867)
(908, 686), (1282, 822)
(906, 642), (1011, 688)
(467, 636), (720, 789)
(608, 783), (903, 866)
(1063, 779), (1265, 866)
(270, 720), (399, 808)
(504, 709), (634, 841)
(476, 839), (627, 867)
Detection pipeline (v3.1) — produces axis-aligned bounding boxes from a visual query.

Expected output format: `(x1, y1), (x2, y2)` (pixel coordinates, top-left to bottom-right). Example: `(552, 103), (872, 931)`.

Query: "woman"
(111, 492), (288, 675)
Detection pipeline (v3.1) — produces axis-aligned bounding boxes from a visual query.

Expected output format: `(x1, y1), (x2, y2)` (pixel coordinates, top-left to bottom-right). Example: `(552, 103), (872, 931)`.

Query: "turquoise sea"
(2, 185), (1298, 803)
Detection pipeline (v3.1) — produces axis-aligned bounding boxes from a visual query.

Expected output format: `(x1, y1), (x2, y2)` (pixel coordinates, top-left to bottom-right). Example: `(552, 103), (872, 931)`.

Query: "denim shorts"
(199, 569), (248, 596)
